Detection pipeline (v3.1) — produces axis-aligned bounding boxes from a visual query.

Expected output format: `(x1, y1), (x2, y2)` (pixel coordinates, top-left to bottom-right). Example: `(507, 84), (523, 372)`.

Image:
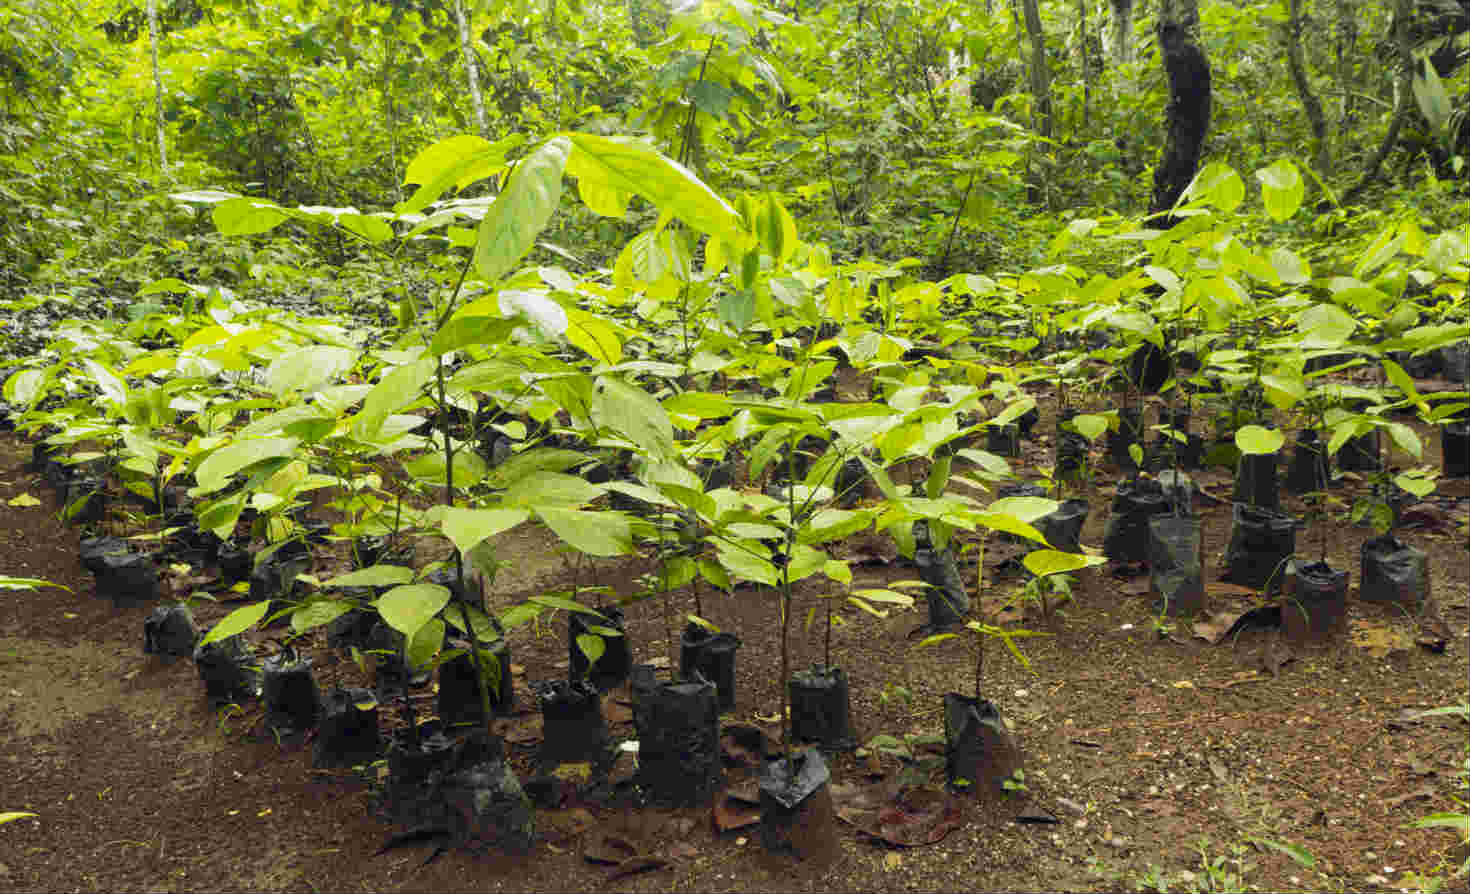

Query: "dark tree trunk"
(1149, 22), (1211, 225)
(1341, 0), (1413, 206)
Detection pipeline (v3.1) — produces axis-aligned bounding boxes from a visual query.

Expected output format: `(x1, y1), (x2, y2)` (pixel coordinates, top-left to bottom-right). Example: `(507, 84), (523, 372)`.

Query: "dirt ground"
(1, 404), (1467, 894)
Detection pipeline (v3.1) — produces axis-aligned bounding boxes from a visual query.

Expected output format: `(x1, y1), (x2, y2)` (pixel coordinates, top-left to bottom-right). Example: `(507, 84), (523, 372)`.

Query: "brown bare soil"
(1, 410), (1466, 894)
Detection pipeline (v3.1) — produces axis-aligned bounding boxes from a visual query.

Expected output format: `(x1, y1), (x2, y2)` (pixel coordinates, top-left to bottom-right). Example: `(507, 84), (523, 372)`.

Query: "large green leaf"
(502, 471), (604, 508)
(290, 599), (352, 634)
(1294, 304), (1357, 348)
(193, 437), (300, 496)
(440, 506), (530, 555)
(1236, 425), (1284, 455)
(565, 307), (623, 365)
(196, 601), (270, 648)
(2, 368), (45, 408)
(475, 137), (570, 282)
(405, 617), (445, 670)
(213, 197), (291, 235)
(377, 584), (451, 637)
(596, 377), (674, 460)
(565, 133), (748, 247)
(398, 133), (524, 214)
(266, 346), (356, 397)
(716, 542), (779, 587)
(322, 565), (416, 589)
(354, 357), (435, 440)
(538, 507), (634, 556)
(1256, 159), (1304, 221)
(1023, 550), (1106, 576)
(403, 449), (488, 489)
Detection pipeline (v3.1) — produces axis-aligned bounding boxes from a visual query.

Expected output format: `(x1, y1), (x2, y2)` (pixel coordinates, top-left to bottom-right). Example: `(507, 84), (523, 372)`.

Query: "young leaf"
(197, 601), (271, 648)
(576, 633), (606, 669)
(377, 584), (452, 638)
(1023, 550), (1106, 577)
(322, 565), (417, 589)
(536, 507), (634, 557)
(1236, 425), (1284, 455)
(475, 137), (571, 282)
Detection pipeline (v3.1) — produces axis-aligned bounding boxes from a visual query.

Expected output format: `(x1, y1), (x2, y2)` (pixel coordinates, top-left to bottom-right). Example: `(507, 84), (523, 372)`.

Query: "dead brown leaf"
(1349, 619), (1413, 659)
(831, 781), (967, 847)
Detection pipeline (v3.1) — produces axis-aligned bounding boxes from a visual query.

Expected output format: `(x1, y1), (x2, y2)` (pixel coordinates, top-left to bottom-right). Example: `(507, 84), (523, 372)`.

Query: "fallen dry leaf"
(712, 790), (762, 833)
(1349, 619), (1413, 659)
(831, 781), (966, 847)
(1384, 786), (1437, 809)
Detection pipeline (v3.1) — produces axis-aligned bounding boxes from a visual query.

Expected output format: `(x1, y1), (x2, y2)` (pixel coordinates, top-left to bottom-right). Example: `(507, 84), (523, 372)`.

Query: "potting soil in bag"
(570, 607), (630, 691)
(193, 633), (262, 706)
(249, 551), (309, 624)
(916, 545), (970, 627)
(441, 733), (534, 854)
(1282, 560), (1349, 643)
(144, 603), (199, 658)
(1233, 451), (1281, 509)
(80, 535), (129, 574)
(1222, 503), (1296, 593)
(533, 679), (608, 767)
(215, 541), (252, 584)
(1147, 515), (1206, 616)
(1359, 535), (1431, 609)
(1102, 477), (1170, 562)
(1035, 498), (1089, 553)
(1337, 430), (1381, 472)
(1108, 408), (1144, 471)
(383, 721), (455, 827)
(1441, 340), (1470, 382)
(437, 638), (512, 728)
(788, 665), (857, 752)
(1285, 431), (1330, 494)
(313, 687), (380, 768)
(943, 693), (1023, 798)
(325, 600), (377, 652)
(368, 619), (432, 690)
(1156, 470), (1194, 516)
(759, 748), (838, 862)
(634, 677), (721, 807)
(680, 624), (740, 712)
(1443, 422), (1470, 478)
(95, 550), (161, 608)
(262, 648), (320, 737)
(1055, 411), (1089, 482)
(987, 423), (1021, 458)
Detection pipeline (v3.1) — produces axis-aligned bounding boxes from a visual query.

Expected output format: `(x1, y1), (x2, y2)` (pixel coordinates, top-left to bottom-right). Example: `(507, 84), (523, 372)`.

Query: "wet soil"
(1, 410), (1467, 893)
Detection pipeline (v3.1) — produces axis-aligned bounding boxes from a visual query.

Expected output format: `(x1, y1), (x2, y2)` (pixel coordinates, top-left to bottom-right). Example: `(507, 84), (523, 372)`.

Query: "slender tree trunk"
(382, 35), (401, 205)
(147, 0), (167, 172)
(1335, 0), (1359, 129)
(1342, 0), (1413, 205)
(1078, 0), (1094, 129)
(1109, 0), (1133, 66)
(1286, 0), (1329, 174)
(1150, 0), (1211, 224)
(453, 0), (490, 139)
(1019, 0), (1052, 206)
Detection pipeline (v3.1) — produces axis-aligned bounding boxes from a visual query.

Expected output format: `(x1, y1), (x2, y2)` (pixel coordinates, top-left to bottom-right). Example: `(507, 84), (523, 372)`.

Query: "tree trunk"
(1286, 0), (1329, 175)
(453, 0), (490, 139)
(382, 35), (401, 205)
(1109, 0), (1133, 66)
(1334, 0), (1359, 129)
(147, 0), (167, 172)
(1019, 0), (1052, 206)
(1341, 0), (1413, 205)
(1077, 0), (1094, 129)
(1149, 1), (1211, 225)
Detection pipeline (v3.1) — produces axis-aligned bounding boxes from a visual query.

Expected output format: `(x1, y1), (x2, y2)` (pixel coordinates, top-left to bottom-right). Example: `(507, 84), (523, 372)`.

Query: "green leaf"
(1294, 304), (1357, 348)
(537, 507), (634, 556)
(1411, 58), (1454, 131)
(1248, 838), (1316, 869)
(987, 496), (1059, 522)
(576, 633), (606, 669)
(475, 137), (570, 282)
(1405, 813), (1470, 835)
(564, 133), (748, 247)
(502, 471), (603, 508)
(596, 377), (674, 460)
(405, 617), (444, 670)
(1070, 413), (1109, 443)
(1236, 425), (1284, 455)
(377, 584), (452, 637)
(266, 346), (356, 397)
(322, 565), (417, 589)
(915, 632), (959, 649)
(354, 357), (435, 440)
(1256, 159), (1304, 221)
(403, 450), (488, 489)
(1261, 373), (1307, 410)
(399, 133), (523, 214)
(2, 368), (45, 408)
(797, 509), (872, 545)
(193, 437), (300, 497)
(1185, 162), (1244, 212)
(719, 289), (756, 331)
(1023, 550), (1106, 576)
(197, 601), (270, 648)
(1383, 422), (1421, 458)
(716, 543), (779, 587)
(440, 507), (530, 555)
(0, 812), (38, 825)
(290, 599), (352, 634)
(529, 594), (606, 616)
(213, 197), (291, 235)
(565, 308), (623, 365)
